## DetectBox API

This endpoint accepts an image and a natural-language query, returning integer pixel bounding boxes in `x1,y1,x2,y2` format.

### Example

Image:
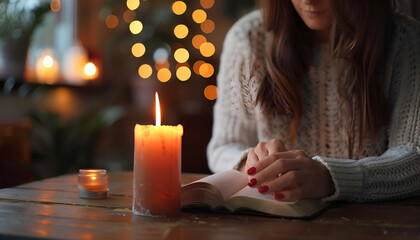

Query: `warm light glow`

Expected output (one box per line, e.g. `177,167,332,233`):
176,66,191,81
172,1,187,15
200,42,215,57
129,20,143,34
174,24,189,39
192,9,207,24
204,85,218,100
91,176,96,180
123,10,136,23
43,55,54,68
131,43,146,58
157,68,171,82
199,63,214,78
200,0,215,9
36,50,59,84
192,34,207,49
126,0,140,11
155,61,170,71
138,64,153,79
193,60,205,75
50,0,61,12
106,15,119,29
155,92,161,126
201,19,215,33
174,48,189,63
84,62,97,78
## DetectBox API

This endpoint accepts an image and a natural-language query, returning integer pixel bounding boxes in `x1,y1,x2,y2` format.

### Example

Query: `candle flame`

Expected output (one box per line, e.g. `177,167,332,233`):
155,92,161,126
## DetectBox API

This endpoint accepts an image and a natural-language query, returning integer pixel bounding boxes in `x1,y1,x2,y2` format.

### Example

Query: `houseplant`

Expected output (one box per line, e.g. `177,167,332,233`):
0,0,50,79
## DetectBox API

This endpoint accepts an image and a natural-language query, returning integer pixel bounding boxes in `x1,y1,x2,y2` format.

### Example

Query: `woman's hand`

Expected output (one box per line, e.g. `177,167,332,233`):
246,142,335,201
240,139,287,174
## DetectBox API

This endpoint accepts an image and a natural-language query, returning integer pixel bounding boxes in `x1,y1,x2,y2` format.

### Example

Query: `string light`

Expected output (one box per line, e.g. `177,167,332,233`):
126,0,140,11
200,42,215,57
157,68,172,82
174,48,189,63
204,85,218,100
129,20,143,34
138,64,153,79
192,35,207,49
172,1,187,15
50,0,61,12
176,66,191,81
200,0,215,9
192,9,207,24
106,15,118,29
200,19,215,33
199,63,214,78
131,43,146,58
174,24,189,39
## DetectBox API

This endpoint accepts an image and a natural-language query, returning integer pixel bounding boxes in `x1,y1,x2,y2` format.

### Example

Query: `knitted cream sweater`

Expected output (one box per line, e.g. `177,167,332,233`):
207,10,420,202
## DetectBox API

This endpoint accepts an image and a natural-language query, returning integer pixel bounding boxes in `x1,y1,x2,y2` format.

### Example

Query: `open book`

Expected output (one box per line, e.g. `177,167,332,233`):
181,170,330,218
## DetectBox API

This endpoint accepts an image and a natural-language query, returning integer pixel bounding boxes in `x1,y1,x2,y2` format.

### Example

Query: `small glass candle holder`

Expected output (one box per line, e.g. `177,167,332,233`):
78,169,108,199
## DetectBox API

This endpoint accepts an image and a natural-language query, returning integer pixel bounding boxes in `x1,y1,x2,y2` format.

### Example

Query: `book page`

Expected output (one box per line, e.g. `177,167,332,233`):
231,186,296,204
193,170,248,201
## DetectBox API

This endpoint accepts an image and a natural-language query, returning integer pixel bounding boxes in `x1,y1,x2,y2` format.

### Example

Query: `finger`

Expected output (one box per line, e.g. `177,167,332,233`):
263,170,303,193
245,149,259,174
273,187,304,202
266,139,287,154
252,157,303,179
254,142,269,158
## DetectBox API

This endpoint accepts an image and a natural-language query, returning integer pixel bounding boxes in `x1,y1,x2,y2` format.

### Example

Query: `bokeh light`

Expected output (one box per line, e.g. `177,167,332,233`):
192,9,207,24
50,0,61,12
157,68,172,82
193,60,205,75
172,1,187,15
138,64,153,79
174,48,189,63
155,61,170,71
123,10,136,23
192,35,207,49
126,0,140,11
204,85,218,100
200,0,215,9
43,55,54,68
201,19,215,33
176,66,191,81
174,24,189,39
153,48,169,62
131,43,146,58
129,20,143,34
105,15,118,29
199,63,214,78
84,62,98,79
200,42,215,57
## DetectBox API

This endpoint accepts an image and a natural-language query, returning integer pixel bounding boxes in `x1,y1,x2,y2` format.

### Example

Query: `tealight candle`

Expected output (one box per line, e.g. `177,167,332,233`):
78,169,108,199
133,92,183,217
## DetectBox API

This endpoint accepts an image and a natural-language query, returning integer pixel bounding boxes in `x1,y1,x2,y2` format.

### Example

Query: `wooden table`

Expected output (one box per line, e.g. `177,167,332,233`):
0,172,419,240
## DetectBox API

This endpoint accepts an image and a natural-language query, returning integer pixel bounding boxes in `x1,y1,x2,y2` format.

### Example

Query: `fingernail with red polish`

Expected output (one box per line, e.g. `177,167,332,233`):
274,193,284,200
258,185,269,193
247,167,256,175
248,178,257,187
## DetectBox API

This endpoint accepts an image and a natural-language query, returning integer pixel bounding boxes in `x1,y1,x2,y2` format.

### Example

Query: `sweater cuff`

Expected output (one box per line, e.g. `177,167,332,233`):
312,156,363,201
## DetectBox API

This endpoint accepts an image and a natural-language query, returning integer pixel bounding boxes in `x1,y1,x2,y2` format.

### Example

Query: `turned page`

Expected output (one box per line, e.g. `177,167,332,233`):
195,170,248,201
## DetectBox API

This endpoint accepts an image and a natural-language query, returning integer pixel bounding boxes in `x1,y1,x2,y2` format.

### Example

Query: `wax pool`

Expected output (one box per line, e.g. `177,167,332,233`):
133,124,183,217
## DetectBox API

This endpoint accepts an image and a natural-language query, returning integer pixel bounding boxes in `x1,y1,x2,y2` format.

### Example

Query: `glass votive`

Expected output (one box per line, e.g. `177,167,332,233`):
78,169,108,199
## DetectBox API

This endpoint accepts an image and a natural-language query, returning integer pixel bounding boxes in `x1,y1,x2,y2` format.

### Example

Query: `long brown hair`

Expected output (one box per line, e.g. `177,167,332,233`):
258,0,393,157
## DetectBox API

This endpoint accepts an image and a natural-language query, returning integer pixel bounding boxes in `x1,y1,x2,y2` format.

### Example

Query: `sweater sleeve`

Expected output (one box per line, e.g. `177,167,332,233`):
314,17,420,202
207,12,262,173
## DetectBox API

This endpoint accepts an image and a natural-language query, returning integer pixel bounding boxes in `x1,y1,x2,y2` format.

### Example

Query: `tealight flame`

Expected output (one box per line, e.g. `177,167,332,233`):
155,92,161,126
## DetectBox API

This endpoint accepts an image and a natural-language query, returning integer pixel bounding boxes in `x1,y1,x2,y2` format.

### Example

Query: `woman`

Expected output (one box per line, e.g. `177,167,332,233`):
207,0,420,202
